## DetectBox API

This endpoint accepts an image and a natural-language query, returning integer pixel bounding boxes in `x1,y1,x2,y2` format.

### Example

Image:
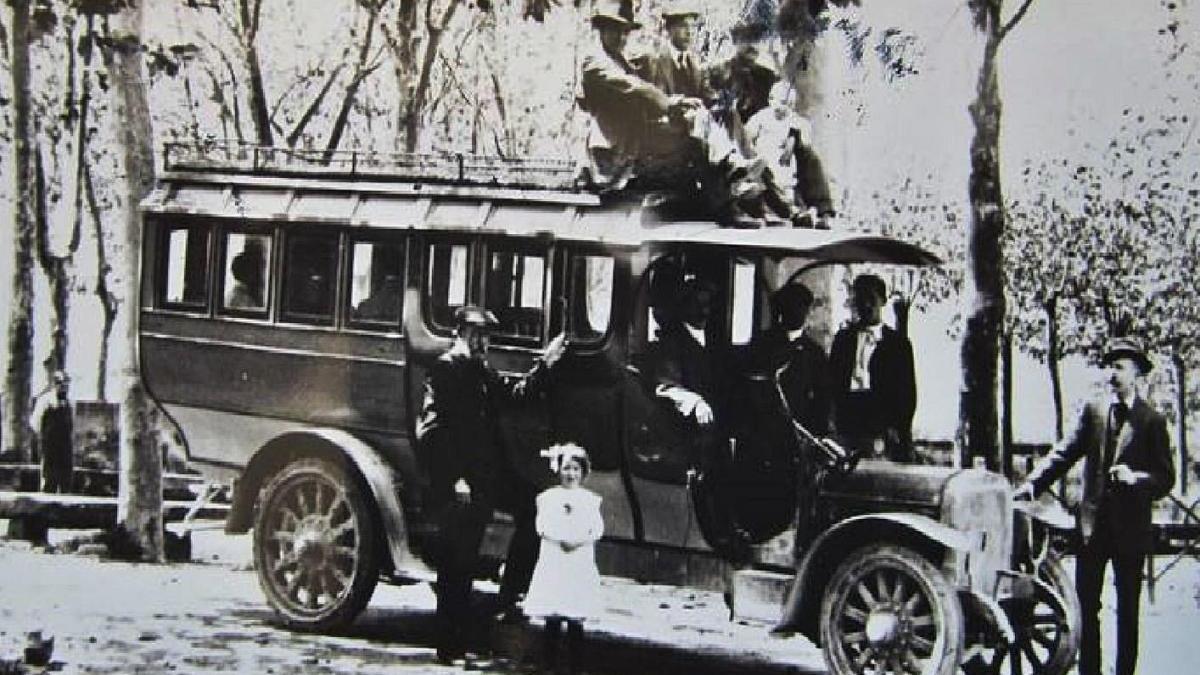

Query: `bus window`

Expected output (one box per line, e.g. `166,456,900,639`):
425,241,469,332
221,231,272,315
568,253,614,342
731,260,757,345
161,224,210,309
485,246,545,342
349,239,405,329
281,233,338,325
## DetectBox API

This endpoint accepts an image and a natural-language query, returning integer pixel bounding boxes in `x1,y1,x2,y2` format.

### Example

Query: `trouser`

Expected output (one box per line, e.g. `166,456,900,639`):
498,496,539,608
41,444,73,494
434,502,487,658
1075,521,1145,675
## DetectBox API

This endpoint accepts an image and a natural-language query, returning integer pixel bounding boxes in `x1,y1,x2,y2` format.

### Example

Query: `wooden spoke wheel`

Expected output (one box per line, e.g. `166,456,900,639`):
253,457,379,632
962,554,1080,675
820,545,965,675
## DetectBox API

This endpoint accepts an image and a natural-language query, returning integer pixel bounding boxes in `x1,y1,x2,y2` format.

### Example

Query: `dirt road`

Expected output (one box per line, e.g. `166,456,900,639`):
1,526,1197,674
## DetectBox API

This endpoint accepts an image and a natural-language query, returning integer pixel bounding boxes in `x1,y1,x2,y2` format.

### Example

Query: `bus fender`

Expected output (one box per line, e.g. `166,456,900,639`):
226,428,413,571
774,513,970,640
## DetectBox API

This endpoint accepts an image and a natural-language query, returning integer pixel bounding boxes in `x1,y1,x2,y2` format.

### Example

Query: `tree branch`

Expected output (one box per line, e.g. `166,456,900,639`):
997,0,1036,42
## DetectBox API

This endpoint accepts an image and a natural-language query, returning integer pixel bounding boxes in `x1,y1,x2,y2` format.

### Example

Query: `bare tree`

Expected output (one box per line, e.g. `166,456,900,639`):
106,0,162,562
3,0,37,463
958,0,1036,471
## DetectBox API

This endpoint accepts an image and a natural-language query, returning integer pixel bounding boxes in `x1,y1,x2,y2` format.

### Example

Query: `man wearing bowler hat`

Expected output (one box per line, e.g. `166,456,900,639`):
1017,337,1174,675
416,307,566,663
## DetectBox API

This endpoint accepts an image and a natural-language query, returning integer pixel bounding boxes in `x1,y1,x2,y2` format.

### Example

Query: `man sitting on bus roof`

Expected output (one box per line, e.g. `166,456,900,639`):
578,0,789,227
416,307,566,663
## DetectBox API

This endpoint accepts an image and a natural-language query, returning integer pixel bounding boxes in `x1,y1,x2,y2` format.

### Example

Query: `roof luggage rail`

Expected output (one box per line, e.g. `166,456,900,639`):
162,142,583,191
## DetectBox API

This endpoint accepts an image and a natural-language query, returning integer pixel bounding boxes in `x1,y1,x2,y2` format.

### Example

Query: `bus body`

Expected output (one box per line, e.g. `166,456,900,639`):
139,145,1078,675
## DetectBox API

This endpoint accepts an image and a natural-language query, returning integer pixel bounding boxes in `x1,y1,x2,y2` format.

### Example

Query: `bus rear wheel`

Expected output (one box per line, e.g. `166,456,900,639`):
253,457,379,632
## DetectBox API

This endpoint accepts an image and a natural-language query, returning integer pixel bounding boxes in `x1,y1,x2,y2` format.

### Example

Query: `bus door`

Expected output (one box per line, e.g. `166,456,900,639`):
544,246,634,540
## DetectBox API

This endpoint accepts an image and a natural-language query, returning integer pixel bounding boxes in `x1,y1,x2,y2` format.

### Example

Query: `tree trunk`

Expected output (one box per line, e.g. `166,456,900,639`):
108,0,162,562
959,5,1007,472
1001,329,1014,478
1172,345,1189,494
1045,296,1065,440
4,0,37,463
403,0,461,153
324,7,380,160
241,0,273,146
85,163,118,402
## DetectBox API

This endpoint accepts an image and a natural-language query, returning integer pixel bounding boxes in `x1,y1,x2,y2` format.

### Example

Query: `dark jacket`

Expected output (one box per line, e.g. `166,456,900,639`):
829,323,916,448
646,322,722,415
755,328,831,436
1027,397,1174,552
634,42,713,101
416,348,550,512
579,40,672,161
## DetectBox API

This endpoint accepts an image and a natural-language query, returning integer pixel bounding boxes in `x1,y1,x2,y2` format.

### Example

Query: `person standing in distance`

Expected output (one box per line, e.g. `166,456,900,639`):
39,371,74,493
1016,337,1174,675
416,306,566,664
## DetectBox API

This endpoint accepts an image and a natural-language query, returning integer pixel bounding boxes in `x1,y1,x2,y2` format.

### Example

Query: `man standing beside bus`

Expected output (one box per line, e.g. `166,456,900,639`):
416,307,566,664
1016,337,1174,675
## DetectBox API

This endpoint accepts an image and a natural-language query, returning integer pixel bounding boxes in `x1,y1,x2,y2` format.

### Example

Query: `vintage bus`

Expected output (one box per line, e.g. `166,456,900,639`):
139,144,1078,675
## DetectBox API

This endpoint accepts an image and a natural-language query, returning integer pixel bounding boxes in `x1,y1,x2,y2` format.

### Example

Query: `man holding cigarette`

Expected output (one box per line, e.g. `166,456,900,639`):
1016,337,1175,675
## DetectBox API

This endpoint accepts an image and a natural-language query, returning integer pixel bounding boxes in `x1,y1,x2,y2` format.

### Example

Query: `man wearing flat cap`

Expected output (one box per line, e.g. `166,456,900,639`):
1017,337,1174,675
416,306,566,663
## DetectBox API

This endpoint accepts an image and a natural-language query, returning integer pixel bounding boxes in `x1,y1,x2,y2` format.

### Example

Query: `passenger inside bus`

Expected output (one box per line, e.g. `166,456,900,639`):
354,273,403,323
225,237,267,310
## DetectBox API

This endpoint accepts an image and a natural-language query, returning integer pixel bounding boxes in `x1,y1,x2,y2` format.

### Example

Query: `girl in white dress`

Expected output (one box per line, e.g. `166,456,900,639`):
522,443,603,674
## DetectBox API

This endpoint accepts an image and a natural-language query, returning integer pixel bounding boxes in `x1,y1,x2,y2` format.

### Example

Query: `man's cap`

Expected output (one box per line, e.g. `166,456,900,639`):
771,282,814,329
592,0,641,30
662,0,701,21
852,273,887,300
1102,336,1153,374
454,306,499,329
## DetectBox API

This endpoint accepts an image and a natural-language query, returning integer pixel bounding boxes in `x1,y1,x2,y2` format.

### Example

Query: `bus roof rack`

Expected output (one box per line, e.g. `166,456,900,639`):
162,142,584,191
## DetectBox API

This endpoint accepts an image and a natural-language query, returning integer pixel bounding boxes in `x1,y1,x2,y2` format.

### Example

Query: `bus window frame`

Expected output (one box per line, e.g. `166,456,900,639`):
558,245,619,349
420,235,476,338
278,227,342,328
154,216,214,314
481,236,550,349
344,234,408,334
216,223,277,321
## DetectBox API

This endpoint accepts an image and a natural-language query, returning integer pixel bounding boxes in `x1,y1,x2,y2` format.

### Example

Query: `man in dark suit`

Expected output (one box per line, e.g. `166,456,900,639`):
415,307,565,663
756,282,830,435
1017,337,1174,675
828,274,916,462
636,2,713,101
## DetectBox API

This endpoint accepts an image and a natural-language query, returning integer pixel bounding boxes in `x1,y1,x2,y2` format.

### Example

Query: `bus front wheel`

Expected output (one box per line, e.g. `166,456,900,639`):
253,457,379,632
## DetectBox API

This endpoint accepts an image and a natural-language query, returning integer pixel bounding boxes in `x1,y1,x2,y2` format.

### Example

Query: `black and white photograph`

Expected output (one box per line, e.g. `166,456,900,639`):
0,1,1197,674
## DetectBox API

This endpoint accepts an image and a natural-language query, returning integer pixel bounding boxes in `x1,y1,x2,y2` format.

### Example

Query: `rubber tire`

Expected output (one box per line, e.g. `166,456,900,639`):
819,544,965,675
253,457,379,633
961,553,1081,675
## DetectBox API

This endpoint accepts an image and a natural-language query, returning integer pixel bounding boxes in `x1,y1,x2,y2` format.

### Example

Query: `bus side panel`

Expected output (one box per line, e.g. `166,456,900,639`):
141,313,409,469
